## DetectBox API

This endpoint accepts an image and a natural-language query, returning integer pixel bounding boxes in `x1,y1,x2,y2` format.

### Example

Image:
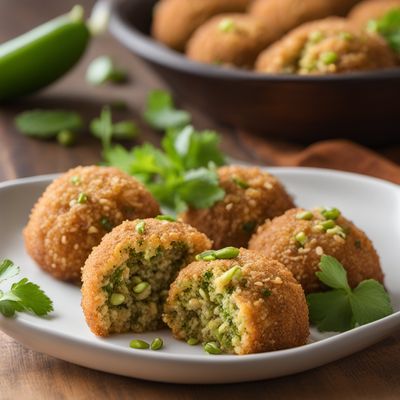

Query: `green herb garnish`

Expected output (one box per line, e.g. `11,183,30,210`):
103,123,226,213
90,106,138,148
307,256,393,332
367,8,400,53
0,259,53,318
143,90,191,130
15,110,82,139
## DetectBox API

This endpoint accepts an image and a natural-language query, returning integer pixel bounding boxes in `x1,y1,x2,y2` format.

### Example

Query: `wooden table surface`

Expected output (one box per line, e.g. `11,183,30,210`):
0,1,399,399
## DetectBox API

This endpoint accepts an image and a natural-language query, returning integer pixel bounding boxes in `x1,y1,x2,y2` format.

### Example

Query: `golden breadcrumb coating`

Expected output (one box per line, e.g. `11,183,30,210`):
186,13,279,68
152,0,251,51
164,248,309,355
24,166,160,283
256,17,396,74
81,219,212,336
180,165,294,249
249,0,361,37
249,208,383,293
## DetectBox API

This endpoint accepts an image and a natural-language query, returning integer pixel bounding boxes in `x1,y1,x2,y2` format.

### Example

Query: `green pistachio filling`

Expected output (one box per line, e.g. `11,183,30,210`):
169,267,246,354
101,242,189,333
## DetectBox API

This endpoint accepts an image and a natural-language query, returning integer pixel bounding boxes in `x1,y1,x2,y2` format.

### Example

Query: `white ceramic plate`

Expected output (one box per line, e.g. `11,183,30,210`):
0,167,399,384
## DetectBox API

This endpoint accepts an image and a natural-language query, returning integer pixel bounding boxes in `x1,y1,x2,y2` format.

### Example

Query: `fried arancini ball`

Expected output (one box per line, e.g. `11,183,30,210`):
249,207,383,294
180,165,295,249
24,166,160,283
163,248,309,355
348,0,400,28
255,17,396,74
81,219,211,336
186,14,277,68
152,0,252,51
249,0,361,38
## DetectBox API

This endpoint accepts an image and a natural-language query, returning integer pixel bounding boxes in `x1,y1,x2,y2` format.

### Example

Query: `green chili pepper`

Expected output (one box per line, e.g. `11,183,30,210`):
0,5,90,102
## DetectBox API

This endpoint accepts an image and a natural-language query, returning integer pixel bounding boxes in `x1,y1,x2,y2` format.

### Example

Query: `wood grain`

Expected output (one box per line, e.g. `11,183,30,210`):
0,0,399,398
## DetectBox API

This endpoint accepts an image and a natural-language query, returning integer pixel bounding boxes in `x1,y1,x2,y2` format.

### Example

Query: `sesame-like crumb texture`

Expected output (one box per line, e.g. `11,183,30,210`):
180,165,294,249
186,13,278,68
249,208,383,293
23,166,160,283
256,17,396,74
163,248,309,355
152,0,251,51
81,219,212,336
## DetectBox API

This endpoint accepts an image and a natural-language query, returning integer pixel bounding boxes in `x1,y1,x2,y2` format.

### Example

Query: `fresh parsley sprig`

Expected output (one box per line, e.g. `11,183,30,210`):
143,90,191,130
0,259,53,318
103,125,226,213
307,256,393,332
90,106,138,149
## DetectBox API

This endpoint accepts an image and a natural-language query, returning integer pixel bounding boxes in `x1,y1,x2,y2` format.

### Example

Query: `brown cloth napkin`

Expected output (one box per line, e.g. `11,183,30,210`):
239,134,400,185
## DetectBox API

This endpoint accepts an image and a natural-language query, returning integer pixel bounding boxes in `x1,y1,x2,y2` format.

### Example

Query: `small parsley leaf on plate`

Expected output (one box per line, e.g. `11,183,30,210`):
0,259,53,318
15,110,82,139
350,280,393,326
307,255,393,332
315,255,351,291
143,90,191,130
307,289,354,332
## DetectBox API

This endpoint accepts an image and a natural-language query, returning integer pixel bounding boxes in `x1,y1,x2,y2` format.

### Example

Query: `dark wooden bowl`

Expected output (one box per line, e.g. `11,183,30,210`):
109,0,400,144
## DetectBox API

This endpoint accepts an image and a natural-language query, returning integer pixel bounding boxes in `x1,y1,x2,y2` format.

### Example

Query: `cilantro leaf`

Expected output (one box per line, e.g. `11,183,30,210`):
0,259,20,283
315,255,351,291
103,127,226,212
15,110,82,139
11,278,53,316
307,290,353,332
91,107,138,148
179,168,225,210
350,280,393,326
90,106,113,149
103,90,226,213
143,90,191,130
306,256,393,332
368,8,400,53
0,259,53,318
102,144,135,174
162,126,226,170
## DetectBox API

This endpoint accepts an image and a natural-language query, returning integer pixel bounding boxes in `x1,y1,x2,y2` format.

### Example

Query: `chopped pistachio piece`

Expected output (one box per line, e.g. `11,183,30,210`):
77,192,88,204
327,226,346,238
150,337,163,351
296,211,313,220
187,338,199,346
321,207,341,220
218,18,235,33
129,339,149,350
110,293,125,306
136,220,145,234
295,231,308,247
214,247,240,259
204,341,222,355
320,51,338,65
